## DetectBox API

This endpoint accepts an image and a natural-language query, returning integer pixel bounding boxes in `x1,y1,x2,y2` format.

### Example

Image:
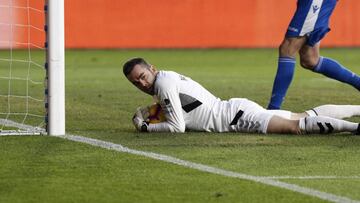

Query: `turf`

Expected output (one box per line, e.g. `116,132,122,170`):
0,136,324,203
1,49,360,202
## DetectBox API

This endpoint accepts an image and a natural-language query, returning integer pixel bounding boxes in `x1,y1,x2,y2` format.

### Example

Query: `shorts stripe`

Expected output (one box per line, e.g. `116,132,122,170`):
230,110,244,126
300,0,324,36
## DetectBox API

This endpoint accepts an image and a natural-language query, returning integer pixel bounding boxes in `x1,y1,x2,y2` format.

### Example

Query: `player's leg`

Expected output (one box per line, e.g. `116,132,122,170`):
298,42,320,69
266,115,360,135
269,104,360,120
305,104,360,119
266,115,301,134
299,116,360,134
267,37,306,110
300,44,360,91
267,0,313,110
233,99,360,135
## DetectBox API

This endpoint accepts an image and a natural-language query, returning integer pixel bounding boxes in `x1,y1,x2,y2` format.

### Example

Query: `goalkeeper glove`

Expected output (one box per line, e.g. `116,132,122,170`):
132,107,149,132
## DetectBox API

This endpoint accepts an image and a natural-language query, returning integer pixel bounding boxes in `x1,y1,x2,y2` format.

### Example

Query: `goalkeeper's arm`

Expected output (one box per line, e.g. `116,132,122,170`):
132,106,185,133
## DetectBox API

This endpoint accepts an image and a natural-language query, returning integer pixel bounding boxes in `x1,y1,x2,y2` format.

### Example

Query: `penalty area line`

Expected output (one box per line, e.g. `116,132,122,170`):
57,134,359,203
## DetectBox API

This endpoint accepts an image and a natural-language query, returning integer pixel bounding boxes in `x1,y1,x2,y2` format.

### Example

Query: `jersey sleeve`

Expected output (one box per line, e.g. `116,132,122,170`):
147,122,172,132
147,76,185,133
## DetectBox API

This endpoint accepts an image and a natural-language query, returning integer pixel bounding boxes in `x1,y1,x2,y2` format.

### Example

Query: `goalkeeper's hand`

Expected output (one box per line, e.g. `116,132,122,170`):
132,107,149,132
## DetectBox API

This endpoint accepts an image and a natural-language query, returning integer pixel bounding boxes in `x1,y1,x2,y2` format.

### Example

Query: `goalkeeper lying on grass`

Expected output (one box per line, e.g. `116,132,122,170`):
123,57,360,135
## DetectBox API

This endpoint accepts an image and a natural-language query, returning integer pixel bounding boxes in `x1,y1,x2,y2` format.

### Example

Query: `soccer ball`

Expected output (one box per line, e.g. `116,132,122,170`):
147,103,166,124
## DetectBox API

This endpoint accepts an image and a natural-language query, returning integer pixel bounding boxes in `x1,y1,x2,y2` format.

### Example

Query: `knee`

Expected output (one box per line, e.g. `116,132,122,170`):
290,123,301,135
282,120,301,134
279,41,297,58
283,120,301,134
300,57,318,70
279,38,305,58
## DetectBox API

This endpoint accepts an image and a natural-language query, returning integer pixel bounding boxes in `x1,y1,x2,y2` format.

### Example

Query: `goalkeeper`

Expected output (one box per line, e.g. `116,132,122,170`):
124,57,360,135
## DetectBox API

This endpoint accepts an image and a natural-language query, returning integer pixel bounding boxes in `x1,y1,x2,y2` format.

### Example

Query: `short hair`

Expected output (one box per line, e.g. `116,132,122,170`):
123,57,151,76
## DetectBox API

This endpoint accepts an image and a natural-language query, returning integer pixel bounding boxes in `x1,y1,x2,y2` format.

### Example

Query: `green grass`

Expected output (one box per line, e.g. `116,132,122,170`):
0,136,325,203
1,49,360,202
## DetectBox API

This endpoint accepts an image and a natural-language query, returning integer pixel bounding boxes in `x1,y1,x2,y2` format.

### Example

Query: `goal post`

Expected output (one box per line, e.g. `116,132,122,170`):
46,0,65,136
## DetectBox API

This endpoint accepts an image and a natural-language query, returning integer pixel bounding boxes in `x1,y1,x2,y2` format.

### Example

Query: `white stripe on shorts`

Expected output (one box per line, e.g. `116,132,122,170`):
300,0,324,36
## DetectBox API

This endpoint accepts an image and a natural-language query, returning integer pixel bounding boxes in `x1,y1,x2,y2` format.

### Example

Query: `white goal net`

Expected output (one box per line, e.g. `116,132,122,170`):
0,0,46,135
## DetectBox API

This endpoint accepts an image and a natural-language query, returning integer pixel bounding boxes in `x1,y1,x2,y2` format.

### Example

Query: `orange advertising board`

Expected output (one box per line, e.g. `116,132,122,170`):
4,0,360,48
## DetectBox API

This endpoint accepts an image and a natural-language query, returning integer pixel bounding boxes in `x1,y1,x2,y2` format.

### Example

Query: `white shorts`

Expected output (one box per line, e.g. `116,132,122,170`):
228,98,291,134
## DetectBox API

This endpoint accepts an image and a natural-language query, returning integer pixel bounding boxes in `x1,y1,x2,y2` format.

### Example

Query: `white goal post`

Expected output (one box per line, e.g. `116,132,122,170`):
46,0,65,136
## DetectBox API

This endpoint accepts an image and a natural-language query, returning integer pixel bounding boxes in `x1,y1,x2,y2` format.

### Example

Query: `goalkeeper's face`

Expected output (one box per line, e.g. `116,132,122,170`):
127,64,158,95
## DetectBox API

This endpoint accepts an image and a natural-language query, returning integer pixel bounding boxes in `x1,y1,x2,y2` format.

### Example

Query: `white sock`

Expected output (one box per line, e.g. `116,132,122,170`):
305,105,360,119
299,116,359,134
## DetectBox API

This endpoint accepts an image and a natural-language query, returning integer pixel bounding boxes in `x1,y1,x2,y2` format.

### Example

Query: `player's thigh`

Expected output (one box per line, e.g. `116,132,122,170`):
279,37,307,58
266,115,300,134
229,99,271,133
299,43,320,69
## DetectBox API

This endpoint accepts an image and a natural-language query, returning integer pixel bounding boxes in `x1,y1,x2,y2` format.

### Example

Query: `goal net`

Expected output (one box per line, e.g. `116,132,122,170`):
0,0,64,136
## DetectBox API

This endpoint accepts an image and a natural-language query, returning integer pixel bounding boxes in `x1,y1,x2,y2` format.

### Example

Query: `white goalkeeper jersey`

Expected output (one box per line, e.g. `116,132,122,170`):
147,71,272,133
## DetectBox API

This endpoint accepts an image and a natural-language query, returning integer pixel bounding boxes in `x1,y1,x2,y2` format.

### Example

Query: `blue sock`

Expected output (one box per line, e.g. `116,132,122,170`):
314,57,360,91
268,57,296,110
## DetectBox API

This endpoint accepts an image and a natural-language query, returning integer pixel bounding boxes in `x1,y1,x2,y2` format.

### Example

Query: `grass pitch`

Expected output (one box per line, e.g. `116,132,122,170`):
1,49,360,202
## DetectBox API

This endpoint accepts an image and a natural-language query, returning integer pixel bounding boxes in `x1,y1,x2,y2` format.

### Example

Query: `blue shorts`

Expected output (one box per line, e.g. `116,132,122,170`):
285,0,338,46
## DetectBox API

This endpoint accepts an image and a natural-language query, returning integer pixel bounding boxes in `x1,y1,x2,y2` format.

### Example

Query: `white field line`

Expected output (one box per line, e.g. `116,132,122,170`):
58,134,358,203
263,176,360,180
0,119,358,202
